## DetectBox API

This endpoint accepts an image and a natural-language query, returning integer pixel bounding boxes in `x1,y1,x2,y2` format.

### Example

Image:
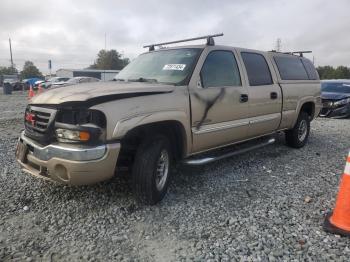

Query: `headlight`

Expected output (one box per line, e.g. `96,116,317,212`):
55,109,106,143
56,109,106,127
56,129,91,142
333,98,350,107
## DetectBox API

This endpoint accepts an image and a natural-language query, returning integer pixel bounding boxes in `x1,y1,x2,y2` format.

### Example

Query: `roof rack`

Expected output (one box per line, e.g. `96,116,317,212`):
143,33,224,51
284,51,312,57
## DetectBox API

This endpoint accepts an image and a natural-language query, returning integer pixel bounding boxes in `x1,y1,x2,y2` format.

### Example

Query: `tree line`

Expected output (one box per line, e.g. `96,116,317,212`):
0,61,44,79
316,66,350,80
0,49,130,79
1,49,349,80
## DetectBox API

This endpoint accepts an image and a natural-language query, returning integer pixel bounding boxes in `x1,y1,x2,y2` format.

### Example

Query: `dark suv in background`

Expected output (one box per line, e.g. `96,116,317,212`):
320,80,350,118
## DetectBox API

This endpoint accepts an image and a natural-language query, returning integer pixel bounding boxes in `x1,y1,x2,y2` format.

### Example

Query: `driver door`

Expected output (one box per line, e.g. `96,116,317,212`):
189,47,251,153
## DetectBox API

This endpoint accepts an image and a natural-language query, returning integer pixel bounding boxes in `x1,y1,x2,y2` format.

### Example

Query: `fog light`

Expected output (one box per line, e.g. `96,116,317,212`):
55,164,69,181
56,129,91,142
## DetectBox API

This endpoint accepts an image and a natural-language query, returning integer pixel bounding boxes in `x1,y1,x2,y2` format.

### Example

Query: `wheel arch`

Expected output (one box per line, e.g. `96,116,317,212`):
292,98,316,127
120,120,188,161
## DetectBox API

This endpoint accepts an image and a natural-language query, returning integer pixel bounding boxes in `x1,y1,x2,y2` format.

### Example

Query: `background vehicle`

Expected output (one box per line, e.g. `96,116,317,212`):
59,76,100,87
16,34,321,205
45,77,71,88
22,78,43,90
34,80,45,88
320,80,350,118
3,78,23,91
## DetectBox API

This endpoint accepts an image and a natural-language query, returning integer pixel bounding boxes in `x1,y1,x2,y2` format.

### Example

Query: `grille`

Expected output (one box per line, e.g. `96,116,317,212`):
25,106,57,137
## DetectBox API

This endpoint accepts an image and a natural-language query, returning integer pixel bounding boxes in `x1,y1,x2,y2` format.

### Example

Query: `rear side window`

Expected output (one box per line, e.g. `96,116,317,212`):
274,56,309,80
301,58,319,80
241,52,273,86
200,50,241,88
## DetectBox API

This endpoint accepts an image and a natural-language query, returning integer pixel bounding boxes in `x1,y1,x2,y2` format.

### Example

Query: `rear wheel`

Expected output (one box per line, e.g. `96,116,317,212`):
285,111,310,148
132,134,172,205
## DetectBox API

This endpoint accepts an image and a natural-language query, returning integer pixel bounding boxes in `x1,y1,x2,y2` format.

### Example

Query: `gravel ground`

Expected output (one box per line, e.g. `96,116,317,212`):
1,92,350,261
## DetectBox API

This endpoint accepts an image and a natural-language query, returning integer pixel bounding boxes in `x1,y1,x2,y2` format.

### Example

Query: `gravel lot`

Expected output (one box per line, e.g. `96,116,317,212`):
1,91,350,261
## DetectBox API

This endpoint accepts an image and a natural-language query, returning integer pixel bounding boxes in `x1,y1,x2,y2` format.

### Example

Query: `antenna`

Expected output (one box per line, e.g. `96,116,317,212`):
143,33,224,51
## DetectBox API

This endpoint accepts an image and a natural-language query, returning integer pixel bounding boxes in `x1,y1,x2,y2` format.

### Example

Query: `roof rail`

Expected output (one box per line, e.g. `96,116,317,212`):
283,51,312,57
143,33,224,51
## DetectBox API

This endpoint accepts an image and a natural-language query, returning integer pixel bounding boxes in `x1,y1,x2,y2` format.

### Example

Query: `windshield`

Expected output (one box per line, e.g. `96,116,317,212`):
116,48,202,85
321,82,350,93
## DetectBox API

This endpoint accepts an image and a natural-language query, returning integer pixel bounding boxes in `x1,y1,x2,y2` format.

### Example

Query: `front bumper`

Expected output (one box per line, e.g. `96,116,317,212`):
319,104,350,118
16,131,120,185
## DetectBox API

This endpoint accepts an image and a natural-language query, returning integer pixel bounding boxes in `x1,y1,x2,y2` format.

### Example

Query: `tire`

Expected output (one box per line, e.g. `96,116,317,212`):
285,111,310,148
132,134,172,205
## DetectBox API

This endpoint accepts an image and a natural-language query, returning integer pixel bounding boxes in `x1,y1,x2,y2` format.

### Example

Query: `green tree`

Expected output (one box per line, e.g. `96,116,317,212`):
89,49,129,70
334,66,350,79
0,66,18,75
20,61,43,79
317,66,336,79
317,65,350,79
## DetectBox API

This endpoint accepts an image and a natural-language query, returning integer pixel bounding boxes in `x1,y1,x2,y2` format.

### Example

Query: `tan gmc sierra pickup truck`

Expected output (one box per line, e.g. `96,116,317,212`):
16,34,321,204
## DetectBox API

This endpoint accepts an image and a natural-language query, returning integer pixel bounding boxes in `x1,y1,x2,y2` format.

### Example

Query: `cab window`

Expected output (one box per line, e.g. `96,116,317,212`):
241,52,273,86
200,50,241,88
301,58,319,80
274,56,309,80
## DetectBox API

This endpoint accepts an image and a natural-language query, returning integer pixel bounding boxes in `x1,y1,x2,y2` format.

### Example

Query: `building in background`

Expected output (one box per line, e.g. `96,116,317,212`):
56,69,120,81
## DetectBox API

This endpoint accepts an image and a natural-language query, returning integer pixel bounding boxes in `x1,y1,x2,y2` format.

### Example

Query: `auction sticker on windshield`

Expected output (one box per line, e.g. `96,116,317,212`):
163,64,186,71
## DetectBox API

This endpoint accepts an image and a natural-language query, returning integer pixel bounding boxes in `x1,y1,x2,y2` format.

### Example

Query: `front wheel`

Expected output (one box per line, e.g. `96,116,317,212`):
285,112,310,148
132,135,172,205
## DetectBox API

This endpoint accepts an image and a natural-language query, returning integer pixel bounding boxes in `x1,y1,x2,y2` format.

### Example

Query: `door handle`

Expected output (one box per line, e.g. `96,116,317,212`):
270,92,278,99
240,94,249,103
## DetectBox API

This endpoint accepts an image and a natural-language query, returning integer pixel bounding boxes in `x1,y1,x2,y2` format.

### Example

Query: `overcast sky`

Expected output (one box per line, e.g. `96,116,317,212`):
0,0,349,74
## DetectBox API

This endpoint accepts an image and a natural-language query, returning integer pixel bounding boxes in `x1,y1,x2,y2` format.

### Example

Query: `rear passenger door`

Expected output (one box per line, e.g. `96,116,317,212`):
239,51,282,137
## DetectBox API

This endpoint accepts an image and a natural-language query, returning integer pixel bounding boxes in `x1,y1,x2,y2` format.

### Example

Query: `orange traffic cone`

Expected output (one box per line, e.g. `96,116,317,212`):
38,83,43,94
28,85,35,99
324,151,350,236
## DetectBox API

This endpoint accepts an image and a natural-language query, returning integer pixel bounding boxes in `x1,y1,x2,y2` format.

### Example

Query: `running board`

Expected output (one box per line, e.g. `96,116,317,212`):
183,138,275,166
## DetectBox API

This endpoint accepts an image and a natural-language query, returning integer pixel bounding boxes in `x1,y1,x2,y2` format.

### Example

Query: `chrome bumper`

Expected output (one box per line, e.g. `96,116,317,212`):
19,131,107,161
16,131,121,185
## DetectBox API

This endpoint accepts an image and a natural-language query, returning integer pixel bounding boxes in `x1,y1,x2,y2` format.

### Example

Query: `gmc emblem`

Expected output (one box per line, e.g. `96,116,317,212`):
25,112,36,126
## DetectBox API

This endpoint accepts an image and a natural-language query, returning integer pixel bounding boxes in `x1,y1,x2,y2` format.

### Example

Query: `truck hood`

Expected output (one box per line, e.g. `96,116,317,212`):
30,81,175,106
321,92,350,100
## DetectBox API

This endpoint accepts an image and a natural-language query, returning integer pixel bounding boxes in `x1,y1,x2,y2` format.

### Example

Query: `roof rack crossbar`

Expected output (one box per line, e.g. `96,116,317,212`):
283,51,312,57
143,33,224,51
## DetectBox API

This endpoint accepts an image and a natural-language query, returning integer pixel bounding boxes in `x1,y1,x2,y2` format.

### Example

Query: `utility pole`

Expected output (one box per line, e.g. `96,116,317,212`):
103,33,107,81
48,60,52,78
9,38,14,71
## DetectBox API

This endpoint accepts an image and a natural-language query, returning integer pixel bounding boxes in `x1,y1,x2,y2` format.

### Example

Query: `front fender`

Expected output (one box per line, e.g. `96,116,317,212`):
112,110,192,155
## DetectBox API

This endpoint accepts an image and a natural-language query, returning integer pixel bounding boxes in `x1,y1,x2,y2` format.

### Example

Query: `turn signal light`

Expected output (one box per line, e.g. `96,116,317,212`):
79,131,90,141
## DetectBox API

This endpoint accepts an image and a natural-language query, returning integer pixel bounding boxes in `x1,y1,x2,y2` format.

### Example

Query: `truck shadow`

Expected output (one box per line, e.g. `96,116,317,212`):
28,129,335,212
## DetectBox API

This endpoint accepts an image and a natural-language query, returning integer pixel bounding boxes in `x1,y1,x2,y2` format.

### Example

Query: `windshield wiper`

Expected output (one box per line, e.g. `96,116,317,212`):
128,77,158,83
